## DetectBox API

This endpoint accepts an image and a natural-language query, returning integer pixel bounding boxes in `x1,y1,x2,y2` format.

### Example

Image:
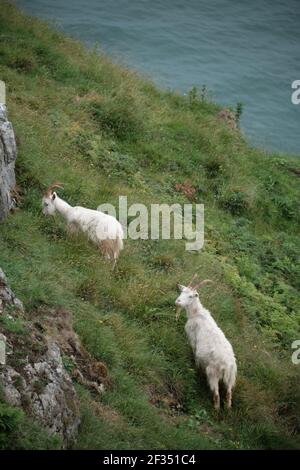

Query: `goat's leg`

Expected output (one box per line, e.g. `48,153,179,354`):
67,222,78,235
110,239,121,270
224,365,235,410
213,390,220,410
226,388,232,409
206,367,220,410
99,240,113,262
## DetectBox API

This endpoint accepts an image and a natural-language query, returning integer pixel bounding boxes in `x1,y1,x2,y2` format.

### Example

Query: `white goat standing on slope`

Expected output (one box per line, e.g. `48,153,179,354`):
175,275,237,410
42,183,124,266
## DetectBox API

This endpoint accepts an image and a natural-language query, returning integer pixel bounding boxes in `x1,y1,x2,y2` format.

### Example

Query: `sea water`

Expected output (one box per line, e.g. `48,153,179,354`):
15,0,300,155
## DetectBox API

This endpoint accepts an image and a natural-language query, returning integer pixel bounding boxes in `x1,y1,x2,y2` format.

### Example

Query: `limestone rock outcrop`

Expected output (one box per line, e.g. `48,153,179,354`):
0,269,81,445
0,104,17,222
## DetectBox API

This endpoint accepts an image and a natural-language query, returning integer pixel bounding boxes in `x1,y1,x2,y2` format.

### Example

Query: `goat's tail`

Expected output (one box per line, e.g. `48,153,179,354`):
223,362,237,390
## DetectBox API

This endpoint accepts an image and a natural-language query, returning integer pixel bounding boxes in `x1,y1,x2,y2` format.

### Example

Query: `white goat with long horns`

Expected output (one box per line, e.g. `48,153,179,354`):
175,274,237,410
42,183,124,266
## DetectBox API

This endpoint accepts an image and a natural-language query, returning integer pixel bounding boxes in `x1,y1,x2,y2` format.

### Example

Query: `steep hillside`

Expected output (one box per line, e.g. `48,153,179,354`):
0,1,299,449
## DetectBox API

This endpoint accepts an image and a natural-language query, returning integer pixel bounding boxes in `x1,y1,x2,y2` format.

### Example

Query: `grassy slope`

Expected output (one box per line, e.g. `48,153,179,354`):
0,1,299,449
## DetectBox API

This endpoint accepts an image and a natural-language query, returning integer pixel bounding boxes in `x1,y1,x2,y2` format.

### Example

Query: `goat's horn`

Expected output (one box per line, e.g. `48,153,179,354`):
188,273,198,287
45,182,64,196
193,279,213,290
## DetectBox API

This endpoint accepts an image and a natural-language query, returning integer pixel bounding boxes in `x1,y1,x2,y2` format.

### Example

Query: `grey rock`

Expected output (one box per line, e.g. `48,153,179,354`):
0,103,17,222
0,343,81,443
0,268,24,312
0,366,23,406
0,332,7,365
0,268,81,445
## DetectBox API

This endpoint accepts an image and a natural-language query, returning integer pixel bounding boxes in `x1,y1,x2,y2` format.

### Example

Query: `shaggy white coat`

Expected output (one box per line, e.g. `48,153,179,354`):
42,191,124,264
175,285,237,409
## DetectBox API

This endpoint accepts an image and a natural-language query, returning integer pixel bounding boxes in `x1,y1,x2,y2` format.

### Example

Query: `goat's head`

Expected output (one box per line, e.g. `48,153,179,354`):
42,183,63,216
175,274,212,320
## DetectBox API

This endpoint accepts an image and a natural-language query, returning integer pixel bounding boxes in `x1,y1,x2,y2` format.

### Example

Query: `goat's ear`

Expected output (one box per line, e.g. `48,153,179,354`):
51,192,56,201
177,284,185,292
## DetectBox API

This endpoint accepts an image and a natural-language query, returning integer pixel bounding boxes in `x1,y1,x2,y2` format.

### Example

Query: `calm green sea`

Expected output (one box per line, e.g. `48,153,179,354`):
16,0,300,155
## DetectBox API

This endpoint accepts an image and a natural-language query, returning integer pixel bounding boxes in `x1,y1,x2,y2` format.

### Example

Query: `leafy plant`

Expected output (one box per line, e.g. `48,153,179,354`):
188,86,198,106
235,102,243,128
220,190,250,216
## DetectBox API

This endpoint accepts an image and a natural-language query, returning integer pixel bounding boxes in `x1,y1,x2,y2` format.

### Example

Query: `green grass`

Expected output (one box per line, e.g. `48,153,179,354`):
0,1,299,449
